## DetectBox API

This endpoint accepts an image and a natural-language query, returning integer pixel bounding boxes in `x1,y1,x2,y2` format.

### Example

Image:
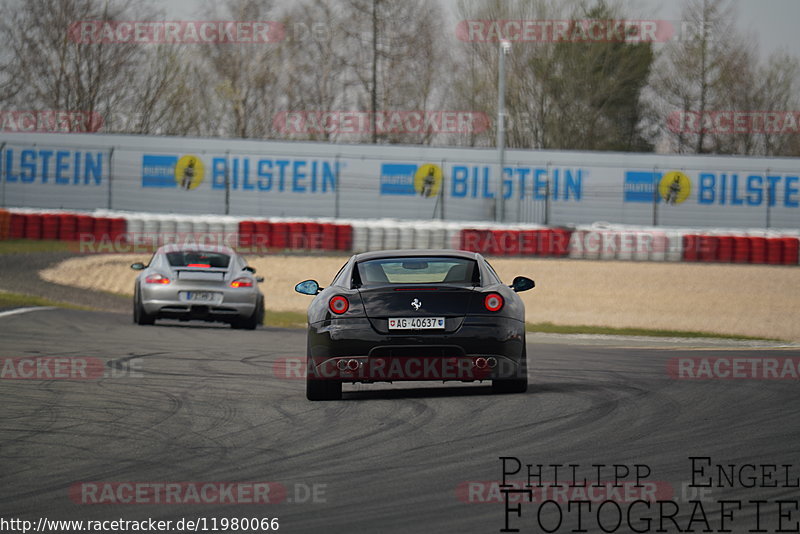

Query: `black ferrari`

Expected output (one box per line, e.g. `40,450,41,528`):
295,249,534,400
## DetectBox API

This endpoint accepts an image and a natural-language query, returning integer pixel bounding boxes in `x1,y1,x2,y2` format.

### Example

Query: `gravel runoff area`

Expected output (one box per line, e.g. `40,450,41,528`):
35,253,800,342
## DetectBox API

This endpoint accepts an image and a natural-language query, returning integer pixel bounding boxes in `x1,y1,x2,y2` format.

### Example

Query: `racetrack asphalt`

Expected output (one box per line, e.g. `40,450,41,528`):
0,251,129,312
1,305,798,533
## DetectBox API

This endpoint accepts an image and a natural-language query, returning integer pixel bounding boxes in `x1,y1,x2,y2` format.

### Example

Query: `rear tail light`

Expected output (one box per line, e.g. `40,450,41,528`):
231,278,253,288
484,293,504,312
187,263,210,268
329,295,349,314
145,273,170,284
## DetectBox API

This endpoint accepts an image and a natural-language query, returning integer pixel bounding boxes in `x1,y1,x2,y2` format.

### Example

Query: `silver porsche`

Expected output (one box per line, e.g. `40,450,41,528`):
130,244,265,329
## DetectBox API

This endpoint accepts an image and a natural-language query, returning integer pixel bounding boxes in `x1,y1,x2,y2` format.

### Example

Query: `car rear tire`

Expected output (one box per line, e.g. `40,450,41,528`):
306,378,342,401
231,295,263,330
134,289,155,326
492,345,528,394
306,353,342,401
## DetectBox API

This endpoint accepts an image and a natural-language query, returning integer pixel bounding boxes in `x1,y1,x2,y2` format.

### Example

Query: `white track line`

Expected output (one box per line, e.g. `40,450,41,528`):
0,306,57,318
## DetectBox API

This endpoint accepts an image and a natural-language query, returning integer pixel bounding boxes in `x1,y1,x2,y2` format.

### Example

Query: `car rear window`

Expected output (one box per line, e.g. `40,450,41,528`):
166,251,230,268
356,257,478,286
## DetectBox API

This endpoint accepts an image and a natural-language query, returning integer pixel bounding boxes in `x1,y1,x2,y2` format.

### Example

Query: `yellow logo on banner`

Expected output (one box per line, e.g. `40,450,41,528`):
414,164,443,198
175,155,204,190
659,171,691,205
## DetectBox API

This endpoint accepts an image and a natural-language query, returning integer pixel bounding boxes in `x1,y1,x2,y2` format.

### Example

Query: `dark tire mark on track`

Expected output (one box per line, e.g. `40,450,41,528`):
1,309,798,532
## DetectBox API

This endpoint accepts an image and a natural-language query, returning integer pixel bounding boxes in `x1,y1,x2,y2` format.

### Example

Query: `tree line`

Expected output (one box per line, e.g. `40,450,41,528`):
1,0,798,157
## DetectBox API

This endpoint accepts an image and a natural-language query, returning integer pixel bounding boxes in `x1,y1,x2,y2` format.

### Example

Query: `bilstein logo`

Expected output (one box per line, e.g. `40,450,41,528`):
142,154,204,190
175,155,204,190
381,163,444,197
659,171,691,204
415,164,442,197
623,170,691,204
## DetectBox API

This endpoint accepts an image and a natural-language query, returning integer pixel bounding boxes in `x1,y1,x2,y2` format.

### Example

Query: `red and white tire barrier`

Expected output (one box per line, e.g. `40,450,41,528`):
0,208,797,266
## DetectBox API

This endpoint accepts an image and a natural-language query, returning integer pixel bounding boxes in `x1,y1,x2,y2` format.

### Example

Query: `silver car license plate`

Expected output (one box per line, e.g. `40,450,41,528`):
388,317,445,330
182,291,218,302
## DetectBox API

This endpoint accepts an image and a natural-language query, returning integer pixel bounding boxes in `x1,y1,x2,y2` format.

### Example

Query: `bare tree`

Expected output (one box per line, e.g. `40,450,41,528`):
199,0,283,139
277,0,352,141
1,0,148,131
337,0,450,145
0,1,24,106
738,52,800,157
2,0,796,155
650,0,751,154
0,0,205,136
119,45,206,136
451,0,654,151
449,0,567,148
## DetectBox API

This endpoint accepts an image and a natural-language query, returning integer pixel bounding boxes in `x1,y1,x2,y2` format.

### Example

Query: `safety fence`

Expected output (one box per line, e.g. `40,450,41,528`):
2,132,799,229
0,208,798,266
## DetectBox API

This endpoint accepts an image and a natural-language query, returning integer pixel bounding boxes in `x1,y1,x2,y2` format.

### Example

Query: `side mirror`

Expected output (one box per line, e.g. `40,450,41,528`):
130,262,145,271
511,276,535,292
243,266,256,273
295,279,322,295
256,276,265,283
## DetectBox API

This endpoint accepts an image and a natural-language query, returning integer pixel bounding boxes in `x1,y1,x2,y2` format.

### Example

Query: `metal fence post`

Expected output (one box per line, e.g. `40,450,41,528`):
225,150,231,215
107,147,114,210
439,159,447,221
518,164,524,223
0,142,6,208
652,166,659,226
334,154,341,219
765,167,771,229
544,161,551,226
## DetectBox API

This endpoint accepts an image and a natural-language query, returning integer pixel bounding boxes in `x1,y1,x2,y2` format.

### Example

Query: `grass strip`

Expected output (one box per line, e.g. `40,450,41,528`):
0,239,72,254
261,312,777,341
0,290,91,310
263,310,308,329
525,321,779,341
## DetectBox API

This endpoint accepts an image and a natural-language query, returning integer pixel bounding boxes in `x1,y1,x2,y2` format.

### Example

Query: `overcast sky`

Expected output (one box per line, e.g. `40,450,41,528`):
635,0,800,58
157,0,800,60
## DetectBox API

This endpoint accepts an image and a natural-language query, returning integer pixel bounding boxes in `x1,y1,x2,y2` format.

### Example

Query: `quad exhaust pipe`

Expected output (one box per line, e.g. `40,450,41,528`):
337,359,361,371
337,357,496,371
474,357,498,369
